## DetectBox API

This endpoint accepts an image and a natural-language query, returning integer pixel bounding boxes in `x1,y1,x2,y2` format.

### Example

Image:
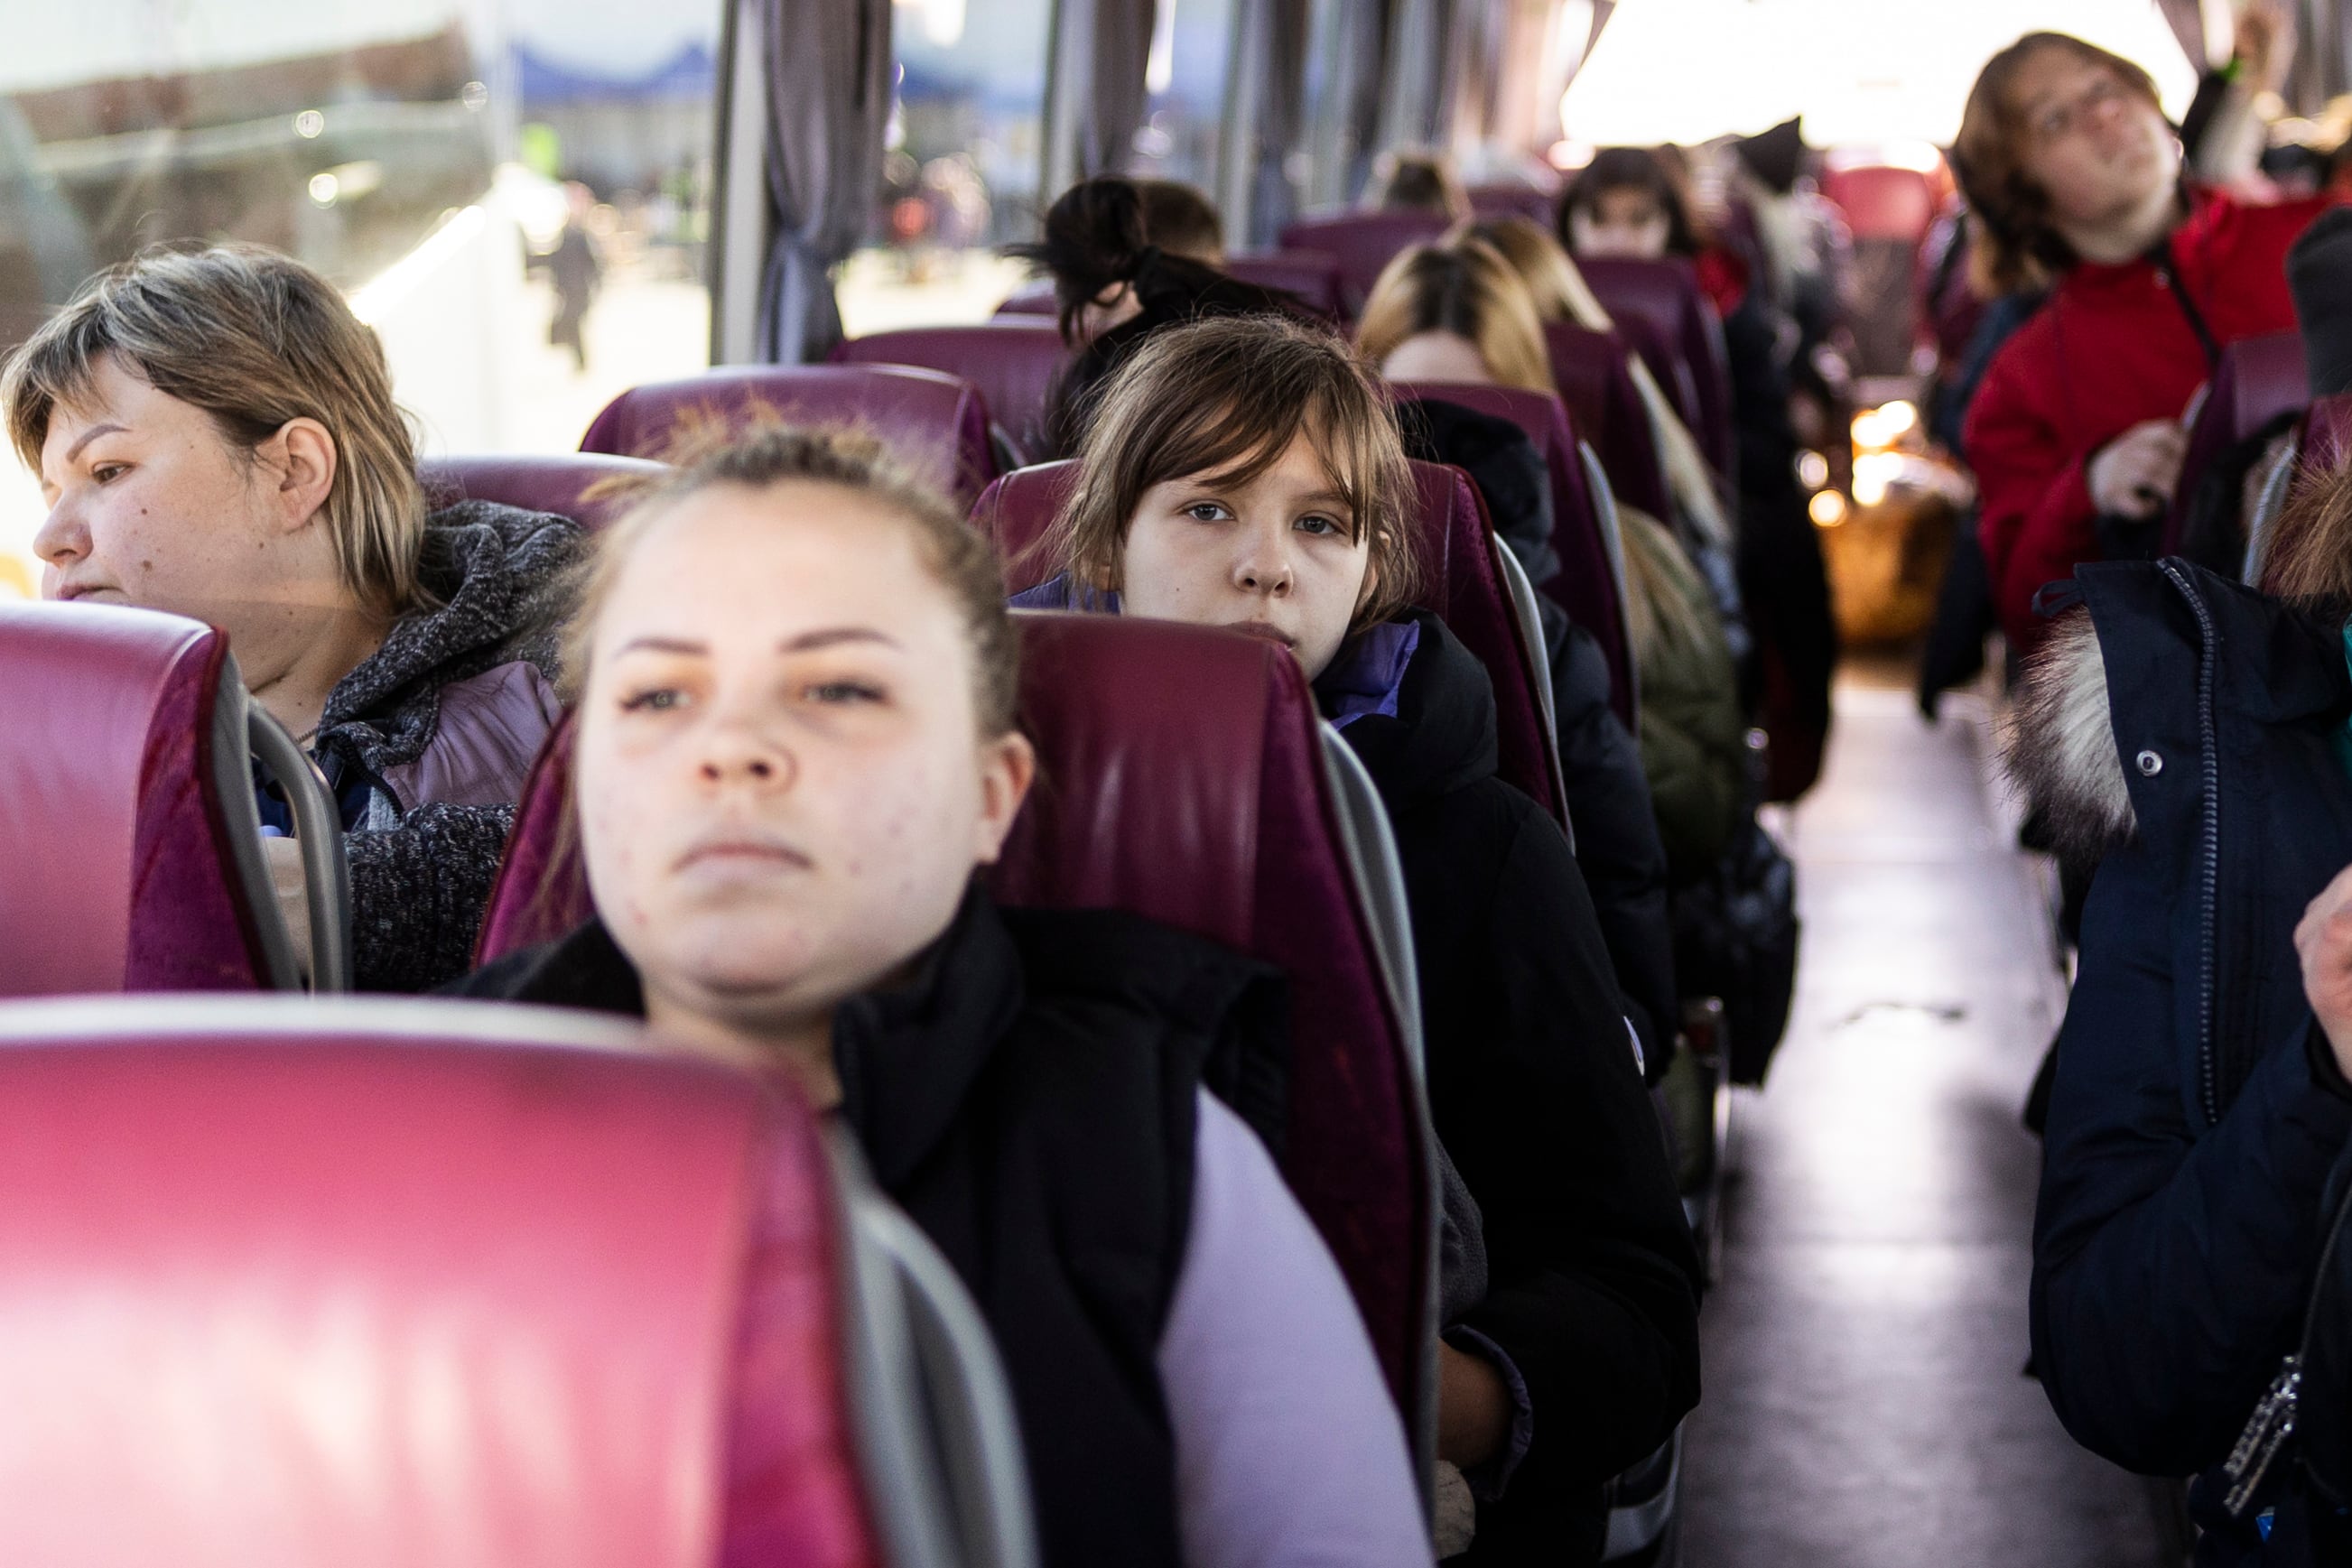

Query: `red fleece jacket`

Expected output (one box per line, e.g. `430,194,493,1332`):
1963,190,2329,654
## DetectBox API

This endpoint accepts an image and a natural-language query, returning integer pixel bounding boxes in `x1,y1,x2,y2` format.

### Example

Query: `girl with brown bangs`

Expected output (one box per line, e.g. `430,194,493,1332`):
1017,315,1701,1566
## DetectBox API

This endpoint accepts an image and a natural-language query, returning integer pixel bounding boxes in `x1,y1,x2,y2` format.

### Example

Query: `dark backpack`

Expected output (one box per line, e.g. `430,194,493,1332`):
1669,816,1799,1084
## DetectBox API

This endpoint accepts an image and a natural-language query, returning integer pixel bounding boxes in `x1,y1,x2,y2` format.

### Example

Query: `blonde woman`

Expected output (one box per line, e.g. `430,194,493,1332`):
4,245,581,989
1456,216,1732,553
1355,238,1556,396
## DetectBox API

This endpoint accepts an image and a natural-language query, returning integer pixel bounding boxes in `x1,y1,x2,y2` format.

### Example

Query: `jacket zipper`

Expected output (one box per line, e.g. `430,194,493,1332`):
2158,560,2225,1126
2224,1173,2352,1516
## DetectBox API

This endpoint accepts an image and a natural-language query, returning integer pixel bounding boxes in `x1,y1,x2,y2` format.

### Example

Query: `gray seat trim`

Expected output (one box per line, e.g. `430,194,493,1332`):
831,1130,1039,1568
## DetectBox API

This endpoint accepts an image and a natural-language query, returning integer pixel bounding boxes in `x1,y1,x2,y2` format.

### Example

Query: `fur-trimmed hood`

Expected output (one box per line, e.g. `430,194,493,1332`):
2003,608,2135,861
2003,561,2352,866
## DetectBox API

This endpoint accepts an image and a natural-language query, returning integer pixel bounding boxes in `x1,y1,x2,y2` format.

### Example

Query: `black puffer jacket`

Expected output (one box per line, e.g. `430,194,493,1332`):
449,885,1284,1568
1399,398,1681,1081
2016,560,2352,1565
1326,610,1702,1564
317,501,581,991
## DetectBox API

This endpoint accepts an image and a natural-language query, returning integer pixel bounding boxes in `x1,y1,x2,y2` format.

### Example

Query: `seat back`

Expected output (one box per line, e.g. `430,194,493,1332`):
581,365,999,509
831,324,1068,470
993,280,1058,317
1576,255,1736,478
1388,384,1636,727
1277,211,1448,311
1820,164,1938,246
988,615,1433,1467
1222,250,1347,318
1543,322,1678,521
2162,330,2310,554
422,453,669,532
1467,183,1558,225
470,621,1437,1479
0,996,1001,1568
973,459,1566,825
0,603,349,996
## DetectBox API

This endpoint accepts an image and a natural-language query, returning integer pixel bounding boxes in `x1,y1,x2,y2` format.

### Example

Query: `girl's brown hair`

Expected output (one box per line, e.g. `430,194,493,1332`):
1355,239,1558,398
3,242,430,619
1953,32,2167,295
565,423,1020,737
2260,458,2352,612
1040,313,1422,632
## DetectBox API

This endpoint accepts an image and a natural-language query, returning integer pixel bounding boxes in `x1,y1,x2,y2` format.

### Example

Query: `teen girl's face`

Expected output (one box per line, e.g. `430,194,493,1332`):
574,483,1033,1044
1570,188,1672,259
1118,431,1374,681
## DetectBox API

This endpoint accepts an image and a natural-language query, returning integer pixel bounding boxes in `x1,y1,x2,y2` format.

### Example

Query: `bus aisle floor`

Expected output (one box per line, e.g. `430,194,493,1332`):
1678,659,2176,1567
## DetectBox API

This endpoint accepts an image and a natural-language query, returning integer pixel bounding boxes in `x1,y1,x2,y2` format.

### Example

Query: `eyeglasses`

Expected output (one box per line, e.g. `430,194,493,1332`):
2031,73,2129,145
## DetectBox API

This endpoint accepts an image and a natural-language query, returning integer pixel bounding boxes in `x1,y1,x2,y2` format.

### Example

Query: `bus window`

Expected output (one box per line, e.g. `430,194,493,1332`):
839,0,1052,333
0,4,723,594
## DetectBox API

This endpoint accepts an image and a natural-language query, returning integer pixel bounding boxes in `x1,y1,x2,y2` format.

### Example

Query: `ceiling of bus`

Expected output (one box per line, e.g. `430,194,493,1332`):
1559,0,2204,147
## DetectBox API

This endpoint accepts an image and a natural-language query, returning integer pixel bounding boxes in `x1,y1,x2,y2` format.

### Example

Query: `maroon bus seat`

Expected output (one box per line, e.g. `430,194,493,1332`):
1576,255,1736,479
0,999,903,1568
2162,331,2310,555
1277,212,1448,311
830,323,1068,469
972,458,1566,826
581,365,998,510
1466,183,1558,225
0,602,326,995
1223,250,1348,318
1542,322,1678,522
1820,164,1938,246
1387,383,1635,728
471,620,1436,1469
993,279,1057,316
421,453,668,533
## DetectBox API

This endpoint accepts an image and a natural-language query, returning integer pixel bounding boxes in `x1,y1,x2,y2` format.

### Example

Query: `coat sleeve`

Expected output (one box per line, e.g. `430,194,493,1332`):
1965,332,2099,655
2031,837,2352,1475
343,802,519,993
1544,607,1680,1080
1454,808,1703,1491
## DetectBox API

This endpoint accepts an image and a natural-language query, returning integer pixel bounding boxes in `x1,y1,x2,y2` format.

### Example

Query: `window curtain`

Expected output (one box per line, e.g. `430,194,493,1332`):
1085,0,1158,176
1247,0,1311,243
756,0,892,363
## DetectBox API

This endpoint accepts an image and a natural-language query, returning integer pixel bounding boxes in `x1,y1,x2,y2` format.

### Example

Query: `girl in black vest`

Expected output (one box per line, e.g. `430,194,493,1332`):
1013,176,1300,459
1017,315,1702,1565
451,428,1429,1568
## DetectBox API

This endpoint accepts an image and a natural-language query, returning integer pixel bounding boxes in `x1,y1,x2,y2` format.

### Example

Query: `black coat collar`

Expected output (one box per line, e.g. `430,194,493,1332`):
474,885,1022,1192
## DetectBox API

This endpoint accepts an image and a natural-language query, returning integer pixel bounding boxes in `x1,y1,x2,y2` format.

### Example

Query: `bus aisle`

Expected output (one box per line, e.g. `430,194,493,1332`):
1679,661,2177,1566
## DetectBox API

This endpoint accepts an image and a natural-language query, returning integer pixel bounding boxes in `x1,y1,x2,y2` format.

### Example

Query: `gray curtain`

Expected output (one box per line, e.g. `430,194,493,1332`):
1248,0,1311,244
2154,0,2212,70
1086,0,1158,176
756,0,892,363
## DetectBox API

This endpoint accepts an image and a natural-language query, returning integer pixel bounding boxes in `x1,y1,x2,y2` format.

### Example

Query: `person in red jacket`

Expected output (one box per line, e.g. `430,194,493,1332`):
1955,27,2329,655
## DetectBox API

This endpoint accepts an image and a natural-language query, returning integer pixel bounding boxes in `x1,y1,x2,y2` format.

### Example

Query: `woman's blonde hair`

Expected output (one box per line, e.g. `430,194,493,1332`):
1451,217,1733,545
1953,32,2167,295
563,423,1019,737
1040,313,1422,633
1451,216,1613,331
1356,239,1557,397
2,243,431,619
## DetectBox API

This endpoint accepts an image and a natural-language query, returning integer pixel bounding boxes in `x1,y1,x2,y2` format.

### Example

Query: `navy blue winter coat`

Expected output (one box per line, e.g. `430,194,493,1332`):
2020,559,2352,1564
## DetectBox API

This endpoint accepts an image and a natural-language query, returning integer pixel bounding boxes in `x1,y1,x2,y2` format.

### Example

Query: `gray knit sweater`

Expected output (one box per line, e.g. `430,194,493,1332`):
315,500,582,991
